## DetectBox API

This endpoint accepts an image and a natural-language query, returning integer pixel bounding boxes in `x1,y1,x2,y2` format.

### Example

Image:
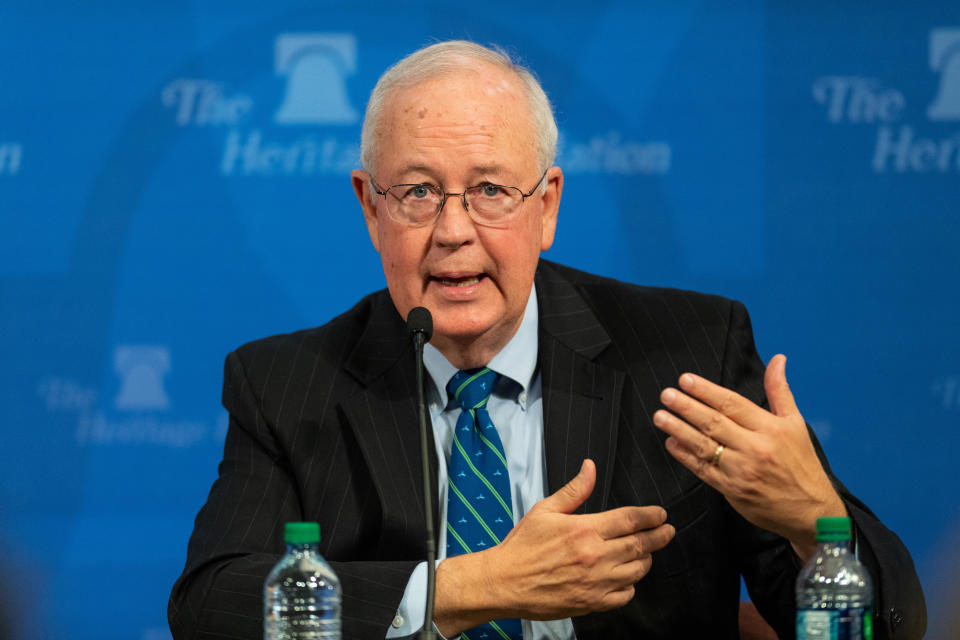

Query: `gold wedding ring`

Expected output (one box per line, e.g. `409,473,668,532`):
711,444,725,466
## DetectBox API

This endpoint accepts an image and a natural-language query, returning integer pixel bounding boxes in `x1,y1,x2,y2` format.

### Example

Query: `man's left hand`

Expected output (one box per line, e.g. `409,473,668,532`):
652,354,847,560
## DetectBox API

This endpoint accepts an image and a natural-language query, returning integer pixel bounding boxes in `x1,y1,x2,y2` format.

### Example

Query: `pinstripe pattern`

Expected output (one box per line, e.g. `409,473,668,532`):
170,260,921,640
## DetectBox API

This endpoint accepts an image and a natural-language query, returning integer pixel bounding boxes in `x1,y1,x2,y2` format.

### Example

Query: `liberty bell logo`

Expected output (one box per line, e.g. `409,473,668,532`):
927,28,960,121
274,33,359,125
114,345,171,411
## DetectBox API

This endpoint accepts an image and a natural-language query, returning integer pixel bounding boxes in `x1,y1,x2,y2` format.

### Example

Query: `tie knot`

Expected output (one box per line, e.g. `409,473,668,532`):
447,367,498,411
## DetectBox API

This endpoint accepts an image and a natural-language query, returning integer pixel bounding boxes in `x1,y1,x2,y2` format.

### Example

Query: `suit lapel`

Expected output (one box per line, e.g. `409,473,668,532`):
340,293,440,549
337,262,626,543
536,262,624,515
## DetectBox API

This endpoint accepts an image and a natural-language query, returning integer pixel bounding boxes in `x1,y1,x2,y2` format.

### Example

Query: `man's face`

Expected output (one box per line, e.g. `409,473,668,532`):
352,64,562,365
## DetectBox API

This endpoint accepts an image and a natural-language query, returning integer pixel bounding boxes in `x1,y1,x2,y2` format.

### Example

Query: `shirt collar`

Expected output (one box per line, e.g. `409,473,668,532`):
423,283,539,405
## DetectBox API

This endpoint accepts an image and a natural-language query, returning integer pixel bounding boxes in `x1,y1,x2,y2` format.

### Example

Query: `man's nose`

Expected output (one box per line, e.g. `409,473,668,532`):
433,192,476,245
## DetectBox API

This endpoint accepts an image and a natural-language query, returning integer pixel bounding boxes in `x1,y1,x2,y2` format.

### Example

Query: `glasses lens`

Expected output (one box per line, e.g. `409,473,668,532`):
465,185,523,222
387,184,442,224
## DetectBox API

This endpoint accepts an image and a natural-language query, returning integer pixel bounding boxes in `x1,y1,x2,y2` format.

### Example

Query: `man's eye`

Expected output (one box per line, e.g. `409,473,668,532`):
409,185,431,199
481,184,504,197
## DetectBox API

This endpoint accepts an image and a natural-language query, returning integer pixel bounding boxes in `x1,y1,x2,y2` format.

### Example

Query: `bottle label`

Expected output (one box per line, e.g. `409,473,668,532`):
796,607,871,640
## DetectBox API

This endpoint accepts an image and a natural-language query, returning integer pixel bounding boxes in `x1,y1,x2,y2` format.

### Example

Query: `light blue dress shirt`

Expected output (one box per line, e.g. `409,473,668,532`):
386,286,576,640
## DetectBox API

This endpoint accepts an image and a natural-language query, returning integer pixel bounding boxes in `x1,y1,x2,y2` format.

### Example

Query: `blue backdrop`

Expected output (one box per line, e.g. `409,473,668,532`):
2,1,958,638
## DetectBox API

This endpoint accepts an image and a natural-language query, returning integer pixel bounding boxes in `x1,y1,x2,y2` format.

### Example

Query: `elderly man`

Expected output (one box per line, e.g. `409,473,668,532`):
170,41,924,639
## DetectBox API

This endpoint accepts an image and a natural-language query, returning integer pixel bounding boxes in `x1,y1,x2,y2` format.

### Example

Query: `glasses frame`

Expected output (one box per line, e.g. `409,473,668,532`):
369,170,548,227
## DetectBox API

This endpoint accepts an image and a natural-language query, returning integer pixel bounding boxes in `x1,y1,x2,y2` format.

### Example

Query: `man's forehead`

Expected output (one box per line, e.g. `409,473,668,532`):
392,162,514,182
388,64,525,114
372,67,537,177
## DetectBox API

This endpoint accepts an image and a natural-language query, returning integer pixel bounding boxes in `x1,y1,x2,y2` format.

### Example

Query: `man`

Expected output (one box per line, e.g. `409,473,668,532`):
169,41,925,639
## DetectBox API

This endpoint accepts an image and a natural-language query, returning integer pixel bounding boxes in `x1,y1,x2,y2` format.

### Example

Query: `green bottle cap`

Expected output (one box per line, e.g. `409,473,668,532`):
815,516,851,542
284,522,321,544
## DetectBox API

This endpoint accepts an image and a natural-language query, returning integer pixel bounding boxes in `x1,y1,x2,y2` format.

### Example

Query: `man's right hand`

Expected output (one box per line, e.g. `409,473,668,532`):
433,459,675,636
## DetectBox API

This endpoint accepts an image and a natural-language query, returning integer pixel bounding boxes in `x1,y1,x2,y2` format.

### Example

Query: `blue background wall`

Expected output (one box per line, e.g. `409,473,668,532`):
1,1,957,637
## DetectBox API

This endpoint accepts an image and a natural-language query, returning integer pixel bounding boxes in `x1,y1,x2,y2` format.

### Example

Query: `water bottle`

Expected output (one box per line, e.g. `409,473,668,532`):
264,522,342,639
796,516,873,640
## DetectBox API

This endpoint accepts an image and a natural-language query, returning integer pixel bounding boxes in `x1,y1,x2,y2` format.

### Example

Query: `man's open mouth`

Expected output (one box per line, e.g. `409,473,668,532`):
433,274,485,287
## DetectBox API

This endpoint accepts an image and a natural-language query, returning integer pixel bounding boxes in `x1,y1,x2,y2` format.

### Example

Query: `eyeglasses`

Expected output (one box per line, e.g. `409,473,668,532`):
370,171,547,227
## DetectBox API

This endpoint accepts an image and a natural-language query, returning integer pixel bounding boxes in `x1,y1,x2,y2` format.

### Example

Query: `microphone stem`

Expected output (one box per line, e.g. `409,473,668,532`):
414,331,437,640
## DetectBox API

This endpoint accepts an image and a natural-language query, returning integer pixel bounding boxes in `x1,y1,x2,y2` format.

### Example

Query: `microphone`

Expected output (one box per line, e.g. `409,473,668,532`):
407,306,433,344
406,306,436,640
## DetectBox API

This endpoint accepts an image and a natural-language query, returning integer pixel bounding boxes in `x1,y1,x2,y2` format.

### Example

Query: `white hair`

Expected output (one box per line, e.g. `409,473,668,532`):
360,40,558,179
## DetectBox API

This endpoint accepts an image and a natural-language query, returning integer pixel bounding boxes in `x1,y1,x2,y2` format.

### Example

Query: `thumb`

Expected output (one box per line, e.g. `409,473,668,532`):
540,459,596,514
765,354,799,417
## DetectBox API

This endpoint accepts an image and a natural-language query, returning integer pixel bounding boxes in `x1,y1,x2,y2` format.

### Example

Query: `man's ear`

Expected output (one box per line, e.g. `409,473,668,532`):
539,166,563,251
351,169,381,252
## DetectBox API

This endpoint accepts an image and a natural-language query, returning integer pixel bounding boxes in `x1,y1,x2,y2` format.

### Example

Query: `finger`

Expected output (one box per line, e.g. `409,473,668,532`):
590,505,667,539
598,583,639,611
539,458,595,514
658,388,750,450
664,435,729,486
606,556,653,588
653,409,723,462
606,522,675,562
677,373,769,431
636,522,676,555
764,354,800,418
624,523,676,557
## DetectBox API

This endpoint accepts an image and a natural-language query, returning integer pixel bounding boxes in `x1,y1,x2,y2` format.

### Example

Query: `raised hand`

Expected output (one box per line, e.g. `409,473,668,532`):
652,354,846,560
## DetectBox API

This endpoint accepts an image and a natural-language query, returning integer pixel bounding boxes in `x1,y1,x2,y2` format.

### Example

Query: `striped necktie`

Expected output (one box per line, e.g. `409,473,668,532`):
445,368,522,640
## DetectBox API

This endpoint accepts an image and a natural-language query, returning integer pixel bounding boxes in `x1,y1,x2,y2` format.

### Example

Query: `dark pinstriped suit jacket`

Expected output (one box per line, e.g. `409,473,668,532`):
169,260,925,640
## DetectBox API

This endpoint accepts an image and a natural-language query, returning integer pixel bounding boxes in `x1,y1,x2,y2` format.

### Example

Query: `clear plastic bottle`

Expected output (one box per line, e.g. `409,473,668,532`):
264,522,342,640
796,516,873,640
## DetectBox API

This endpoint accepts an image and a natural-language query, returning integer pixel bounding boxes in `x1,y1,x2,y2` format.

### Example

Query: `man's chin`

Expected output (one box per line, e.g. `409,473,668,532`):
430,316,498,346
428,309,525,363
431,322,492,346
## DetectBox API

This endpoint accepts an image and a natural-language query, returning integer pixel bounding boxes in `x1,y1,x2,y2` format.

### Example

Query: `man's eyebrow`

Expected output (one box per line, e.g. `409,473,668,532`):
393,164,511,184
469,164,508,178
397,164,437,181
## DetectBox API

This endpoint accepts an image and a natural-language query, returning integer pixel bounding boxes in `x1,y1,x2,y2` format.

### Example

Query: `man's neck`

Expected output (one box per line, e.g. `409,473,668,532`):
430,329,520,371
427,286,538,371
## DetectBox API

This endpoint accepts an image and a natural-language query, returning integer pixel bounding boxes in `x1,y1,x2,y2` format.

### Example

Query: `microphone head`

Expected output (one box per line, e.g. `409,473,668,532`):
406,306,433,342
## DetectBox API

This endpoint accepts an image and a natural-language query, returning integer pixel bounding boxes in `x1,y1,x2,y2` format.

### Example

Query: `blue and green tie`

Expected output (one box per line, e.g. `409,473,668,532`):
445,368,522,640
